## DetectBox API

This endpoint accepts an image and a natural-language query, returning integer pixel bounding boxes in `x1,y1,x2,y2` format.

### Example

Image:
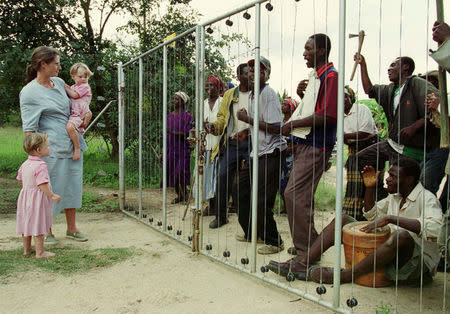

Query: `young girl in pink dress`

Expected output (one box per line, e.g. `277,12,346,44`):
17,133,61,258
64,62,93,161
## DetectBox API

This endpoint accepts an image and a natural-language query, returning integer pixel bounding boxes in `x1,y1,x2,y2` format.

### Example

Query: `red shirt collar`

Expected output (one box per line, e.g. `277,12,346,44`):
316,62,334,77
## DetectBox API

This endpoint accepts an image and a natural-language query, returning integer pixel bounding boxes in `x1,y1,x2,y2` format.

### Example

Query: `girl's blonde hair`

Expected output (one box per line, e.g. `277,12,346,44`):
70,62,93,78
23,133,48,155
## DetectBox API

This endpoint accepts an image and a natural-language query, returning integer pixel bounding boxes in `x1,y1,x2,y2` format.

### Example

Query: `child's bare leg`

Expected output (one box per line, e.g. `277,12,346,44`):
23,236,33,256
66,122,81,160
34,235,55,259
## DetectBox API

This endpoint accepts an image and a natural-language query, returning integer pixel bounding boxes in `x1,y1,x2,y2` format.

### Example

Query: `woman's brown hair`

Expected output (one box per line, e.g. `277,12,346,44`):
26,46,60,83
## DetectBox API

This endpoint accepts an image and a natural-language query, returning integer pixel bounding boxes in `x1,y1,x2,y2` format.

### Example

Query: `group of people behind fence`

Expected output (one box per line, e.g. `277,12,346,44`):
164,22,450,284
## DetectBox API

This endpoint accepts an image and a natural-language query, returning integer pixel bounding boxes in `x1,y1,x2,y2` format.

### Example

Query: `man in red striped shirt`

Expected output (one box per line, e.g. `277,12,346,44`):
279,33,338,260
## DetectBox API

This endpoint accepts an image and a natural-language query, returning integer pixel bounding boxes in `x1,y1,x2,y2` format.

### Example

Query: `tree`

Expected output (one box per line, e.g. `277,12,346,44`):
0,0,243,165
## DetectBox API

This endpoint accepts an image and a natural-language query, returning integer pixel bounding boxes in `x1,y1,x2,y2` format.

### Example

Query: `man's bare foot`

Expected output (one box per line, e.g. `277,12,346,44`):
309,266,352,284
35,251,55,259
23,249,35,256
73,149,80,161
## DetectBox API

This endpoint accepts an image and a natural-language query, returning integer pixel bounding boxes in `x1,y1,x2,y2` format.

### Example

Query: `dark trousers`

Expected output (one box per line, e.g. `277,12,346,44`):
284,144,331,251
420,147,449,195
235,149,285,247
215,138,250,221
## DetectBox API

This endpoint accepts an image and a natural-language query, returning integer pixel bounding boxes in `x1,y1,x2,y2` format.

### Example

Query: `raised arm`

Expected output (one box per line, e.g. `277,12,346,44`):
354,53,372,95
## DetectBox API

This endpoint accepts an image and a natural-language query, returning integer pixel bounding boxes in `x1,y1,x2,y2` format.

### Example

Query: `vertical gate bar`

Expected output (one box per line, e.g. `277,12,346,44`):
250,2,261,273
118,62,125,211
333,0,347,308
194,25,201,251
138,57,143,217
162,45,168,231
199,25,206,250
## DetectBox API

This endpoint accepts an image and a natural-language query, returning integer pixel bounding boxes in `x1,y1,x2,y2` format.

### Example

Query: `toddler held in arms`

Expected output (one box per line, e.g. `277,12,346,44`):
17,133,61,259
64,62,93,160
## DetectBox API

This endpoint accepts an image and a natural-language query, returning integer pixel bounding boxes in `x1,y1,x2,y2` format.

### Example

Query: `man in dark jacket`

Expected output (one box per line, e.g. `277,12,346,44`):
342,54,440,211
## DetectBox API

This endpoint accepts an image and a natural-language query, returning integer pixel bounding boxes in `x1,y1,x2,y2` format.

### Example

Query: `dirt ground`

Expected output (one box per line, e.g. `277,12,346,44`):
1,168,449,313
0,211,330,314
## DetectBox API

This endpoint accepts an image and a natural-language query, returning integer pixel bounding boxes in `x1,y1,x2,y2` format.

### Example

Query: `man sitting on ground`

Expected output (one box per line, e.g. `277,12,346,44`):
268,157,442,285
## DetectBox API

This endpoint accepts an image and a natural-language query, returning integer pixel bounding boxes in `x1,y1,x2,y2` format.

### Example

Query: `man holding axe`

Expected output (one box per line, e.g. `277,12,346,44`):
342,52,440,219
349,30,365,81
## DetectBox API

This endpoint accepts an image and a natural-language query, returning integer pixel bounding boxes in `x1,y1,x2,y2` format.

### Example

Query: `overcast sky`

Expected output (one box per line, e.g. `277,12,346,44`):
109,0,449,100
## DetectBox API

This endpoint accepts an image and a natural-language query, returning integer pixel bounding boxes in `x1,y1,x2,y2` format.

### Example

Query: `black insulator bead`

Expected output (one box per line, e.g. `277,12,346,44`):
124,205,129,210
243,12,251,20
225,19,233,27
223,250,230,258
316,285,327,295
167,225,173,231
265,3,273,11
134,210,139,215
206,244,212,250
149,217,153,223
241,257,249,265
261,265,269,273
346,297,358,308
176,230,182,235
157,221,162,226
206,27,213,34
286,272,295,282
188,236,193,241
142,214,147,218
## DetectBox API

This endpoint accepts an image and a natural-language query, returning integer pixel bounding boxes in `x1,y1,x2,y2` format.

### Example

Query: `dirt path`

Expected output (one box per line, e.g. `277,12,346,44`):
0,212,328,314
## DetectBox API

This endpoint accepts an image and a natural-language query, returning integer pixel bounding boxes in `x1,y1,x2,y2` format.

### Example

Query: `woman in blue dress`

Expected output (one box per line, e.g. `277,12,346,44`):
20,46,92,244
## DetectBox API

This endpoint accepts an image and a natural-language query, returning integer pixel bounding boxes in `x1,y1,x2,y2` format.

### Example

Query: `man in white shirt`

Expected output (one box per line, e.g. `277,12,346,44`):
342,86,378,221
235,56,287,254
269,157,443,285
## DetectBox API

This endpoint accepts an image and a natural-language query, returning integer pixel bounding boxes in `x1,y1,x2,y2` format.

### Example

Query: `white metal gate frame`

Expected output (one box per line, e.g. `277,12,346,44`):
117,1,348,312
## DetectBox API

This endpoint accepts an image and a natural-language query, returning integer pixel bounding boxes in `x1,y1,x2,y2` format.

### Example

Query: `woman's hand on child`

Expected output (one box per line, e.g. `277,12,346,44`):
52,194,62,203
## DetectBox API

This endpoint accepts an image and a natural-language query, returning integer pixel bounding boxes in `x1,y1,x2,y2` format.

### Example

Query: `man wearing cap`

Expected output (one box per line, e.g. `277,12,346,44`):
205,64,251,228
279,33,338,256
235,56,286,254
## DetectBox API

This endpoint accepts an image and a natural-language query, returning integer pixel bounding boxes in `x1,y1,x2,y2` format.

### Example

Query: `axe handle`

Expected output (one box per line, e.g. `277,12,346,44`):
350,34,365,81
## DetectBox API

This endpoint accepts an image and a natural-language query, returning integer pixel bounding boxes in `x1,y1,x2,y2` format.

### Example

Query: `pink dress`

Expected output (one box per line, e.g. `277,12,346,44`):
68,83,92,133
16,156,53,236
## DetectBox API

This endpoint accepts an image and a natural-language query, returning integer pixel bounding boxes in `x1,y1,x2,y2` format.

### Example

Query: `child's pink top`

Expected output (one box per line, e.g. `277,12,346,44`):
69,82,92,133
16,156,53,236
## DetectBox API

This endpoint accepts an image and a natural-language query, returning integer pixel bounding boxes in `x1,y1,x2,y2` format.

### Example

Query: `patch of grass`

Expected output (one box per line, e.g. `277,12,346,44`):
315,181,339,211
0,246,137,279
0,127,119,189
0,177,118,214
0,178,21,214
80,191,119,213
273,180,338,213
375,301,393,314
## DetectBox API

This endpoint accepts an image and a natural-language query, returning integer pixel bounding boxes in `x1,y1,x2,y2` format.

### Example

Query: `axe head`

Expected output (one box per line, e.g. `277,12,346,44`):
349,30,365,39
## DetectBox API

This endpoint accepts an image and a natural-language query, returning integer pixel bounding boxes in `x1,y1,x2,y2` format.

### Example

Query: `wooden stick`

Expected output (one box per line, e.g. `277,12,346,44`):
350,30,365,81
436,0,449,147
182,175,195,221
